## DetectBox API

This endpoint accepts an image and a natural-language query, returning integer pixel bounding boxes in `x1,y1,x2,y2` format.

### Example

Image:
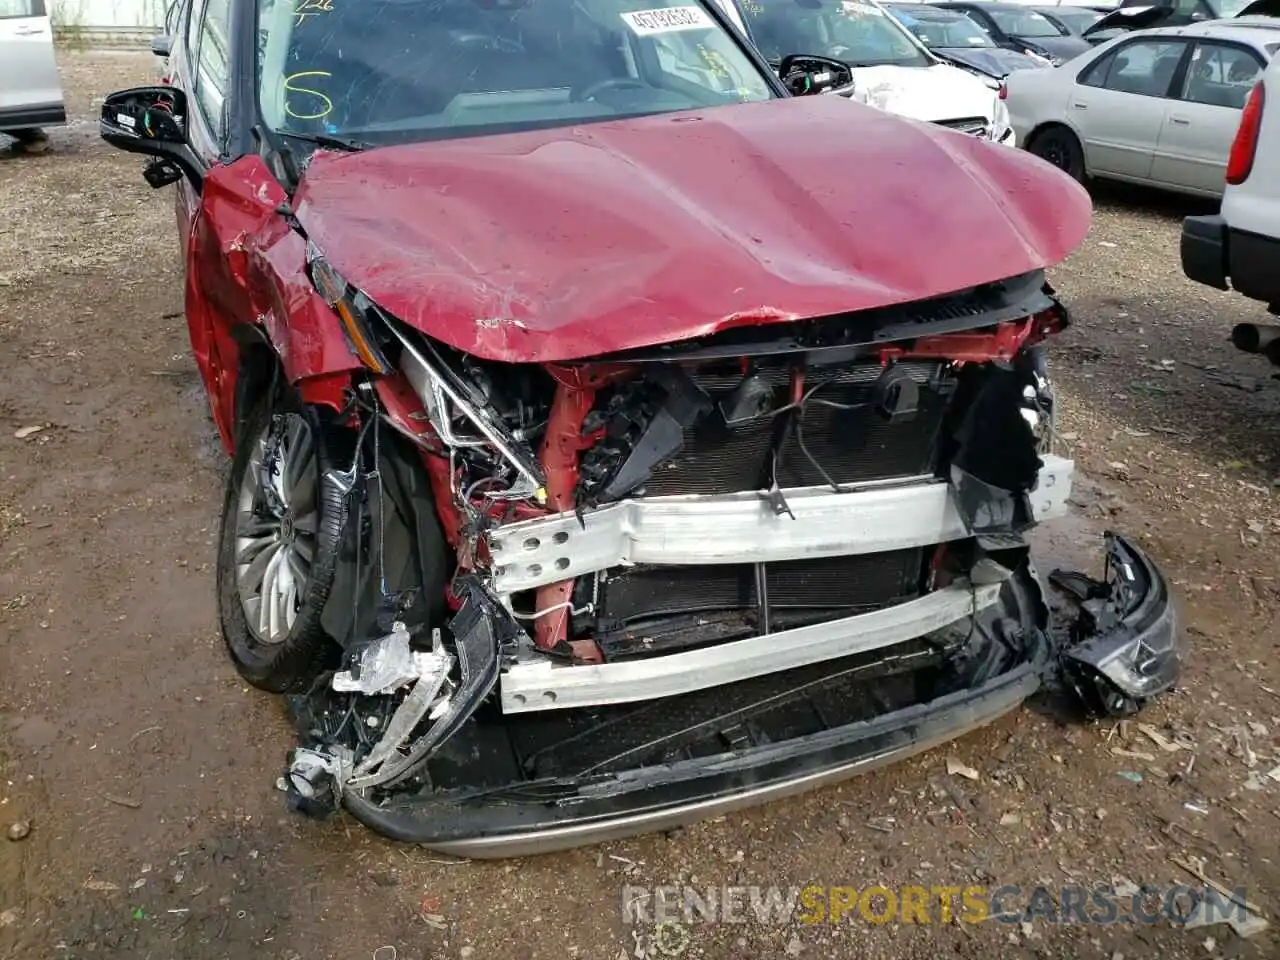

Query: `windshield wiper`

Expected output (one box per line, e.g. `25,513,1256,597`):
278,130,373,153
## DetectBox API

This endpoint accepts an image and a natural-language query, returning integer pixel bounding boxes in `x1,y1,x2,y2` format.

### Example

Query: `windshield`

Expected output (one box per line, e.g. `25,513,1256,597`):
987,8,1063,37
256,0,776,146
1042,7,1103,32
738,0,933,67
1217,0,1258,13
895,9,996,47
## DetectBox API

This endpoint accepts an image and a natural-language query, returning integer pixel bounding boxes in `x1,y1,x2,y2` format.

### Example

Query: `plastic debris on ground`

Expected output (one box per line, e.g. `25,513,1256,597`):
946,757,980,781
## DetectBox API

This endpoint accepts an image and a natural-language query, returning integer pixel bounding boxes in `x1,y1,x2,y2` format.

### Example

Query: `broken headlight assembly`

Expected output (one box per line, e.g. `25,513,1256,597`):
305,242,549,505
389,328,549,505
306,241,395,374
1052,532,1182,717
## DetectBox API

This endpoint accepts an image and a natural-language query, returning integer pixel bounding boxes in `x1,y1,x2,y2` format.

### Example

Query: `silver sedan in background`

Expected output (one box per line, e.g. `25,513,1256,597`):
0,0,65,151
1006,18,1278,196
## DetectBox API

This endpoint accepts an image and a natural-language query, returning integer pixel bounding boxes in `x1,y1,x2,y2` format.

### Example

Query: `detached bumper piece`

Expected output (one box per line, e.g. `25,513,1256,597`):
1050,532,1181,717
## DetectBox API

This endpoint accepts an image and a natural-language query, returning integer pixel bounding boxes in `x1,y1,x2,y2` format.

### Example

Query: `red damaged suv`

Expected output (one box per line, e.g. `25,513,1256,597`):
100,0,1179,854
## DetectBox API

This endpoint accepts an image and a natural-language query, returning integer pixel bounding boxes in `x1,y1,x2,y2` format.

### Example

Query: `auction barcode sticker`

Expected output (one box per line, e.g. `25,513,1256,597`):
620,6,715,34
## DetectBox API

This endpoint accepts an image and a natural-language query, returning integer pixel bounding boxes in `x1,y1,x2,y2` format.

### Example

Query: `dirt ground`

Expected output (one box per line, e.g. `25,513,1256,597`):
4,50,1280,960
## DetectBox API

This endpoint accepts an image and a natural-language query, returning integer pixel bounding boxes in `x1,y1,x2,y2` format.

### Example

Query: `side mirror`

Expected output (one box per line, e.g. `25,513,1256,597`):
777,54,855,96
151,34,172,57
99,86,202,193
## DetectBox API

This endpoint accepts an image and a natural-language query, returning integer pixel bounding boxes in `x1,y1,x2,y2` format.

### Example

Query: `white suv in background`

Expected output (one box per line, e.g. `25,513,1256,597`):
1182,50,1280,332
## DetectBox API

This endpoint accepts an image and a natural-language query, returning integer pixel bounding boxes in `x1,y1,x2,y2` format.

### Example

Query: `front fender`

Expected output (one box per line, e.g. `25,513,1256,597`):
200,157,365,409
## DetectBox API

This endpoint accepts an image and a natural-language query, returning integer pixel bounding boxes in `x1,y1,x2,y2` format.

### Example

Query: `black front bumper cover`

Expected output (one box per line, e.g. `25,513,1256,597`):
324,535,1180,856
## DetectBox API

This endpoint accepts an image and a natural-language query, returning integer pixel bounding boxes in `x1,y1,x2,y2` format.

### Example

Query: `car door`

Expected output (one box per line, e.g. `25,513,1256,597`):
1150,40,1266,193
178,0,259,439
175,0,218,235
0,0,65,130
1068,37,1189,179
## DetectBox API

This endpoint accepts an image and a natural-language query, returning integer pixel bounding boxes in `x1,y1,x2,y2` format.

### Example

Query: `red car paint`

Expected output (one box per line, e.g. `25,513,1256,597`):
180,99,1089,625
533,365,626,659
875,311,1064,365
183,158,368,449
176,97,1089,655
290,95,1091,364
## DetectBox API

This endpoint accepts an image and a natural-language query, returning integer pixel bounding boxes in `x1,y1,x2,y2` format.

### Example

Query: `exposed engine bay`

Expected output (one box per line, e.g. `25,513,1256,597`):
261,268,1183,853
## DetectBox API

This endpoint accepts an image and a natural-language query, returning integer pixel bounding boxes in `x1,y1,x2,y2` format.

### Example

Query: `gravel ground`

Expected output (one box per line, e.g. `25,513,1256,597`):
4,50,1280,960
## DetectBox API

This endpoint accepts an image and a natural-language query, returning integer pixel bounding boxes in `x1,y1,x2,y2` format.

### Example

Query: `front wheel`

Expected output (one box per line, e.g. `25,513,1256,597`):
1028,126,1086,184
216,399,348,692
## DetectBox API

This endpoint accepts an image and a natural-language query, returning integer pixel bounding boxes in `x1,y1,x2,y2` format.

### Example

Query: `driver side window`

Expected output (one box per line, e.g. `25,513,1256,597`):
185,0,207,61
192,0,232,147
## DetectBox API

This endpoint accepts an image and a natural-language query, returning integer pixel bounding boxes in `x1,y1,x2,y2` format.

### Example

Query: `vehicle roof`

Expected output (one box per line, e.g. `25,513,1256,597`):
1021,0,1118,7
936,1,1053,9
888,3,974,15
1128,18,1280,46
1230,15,1280,30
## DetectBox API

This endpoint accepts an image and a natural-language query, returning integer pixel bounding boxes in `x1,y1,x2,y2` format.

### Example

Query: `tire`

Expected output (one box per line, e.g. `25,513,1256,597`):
1028,126,1086,184
216,395,348,692
11,128,50,156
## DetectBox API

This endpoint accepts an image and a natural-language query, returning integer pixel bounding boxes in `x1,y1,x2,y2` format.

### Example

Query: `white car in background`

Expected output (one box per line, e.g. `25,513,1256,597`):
1005,17,1279,195
716,0,1016,144
1183,46,1280,354
0,0,65,149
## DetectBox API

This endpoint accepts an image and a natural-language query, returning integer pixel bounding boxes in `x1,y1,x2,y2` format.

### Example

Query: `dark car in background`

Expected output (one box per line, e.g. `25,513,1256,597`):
887,3,1052,78
1115,0,1265,21
1032,4,1107,36
1083,0,1274,45
936,1,1094,62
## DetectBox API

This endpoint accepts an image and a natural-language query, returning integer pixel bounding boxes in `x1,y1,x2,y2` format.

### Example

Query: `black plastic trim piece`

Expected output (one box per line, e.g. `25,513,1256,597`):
1181,214,1228,291
341,631,1048,853
580,270,1055,364
0,103,66,132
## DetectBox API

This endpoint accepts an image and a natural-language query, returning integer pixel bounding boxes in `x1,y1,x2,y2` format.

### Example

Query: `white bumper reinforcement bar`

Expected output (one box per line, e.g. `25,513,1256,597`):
499,581,1004,713
487,455,1074,594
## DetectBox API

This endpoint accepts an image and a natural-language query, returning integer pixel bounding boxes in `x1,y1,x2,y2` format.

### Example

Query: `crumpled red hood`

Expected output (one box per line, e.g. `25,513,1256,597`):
293,95,1090,363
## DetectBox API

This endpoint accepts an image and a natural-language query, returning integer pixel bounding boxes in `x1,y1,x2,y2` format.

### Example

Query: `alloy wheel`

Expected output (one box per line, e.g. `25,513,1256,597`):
235,413,319,643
